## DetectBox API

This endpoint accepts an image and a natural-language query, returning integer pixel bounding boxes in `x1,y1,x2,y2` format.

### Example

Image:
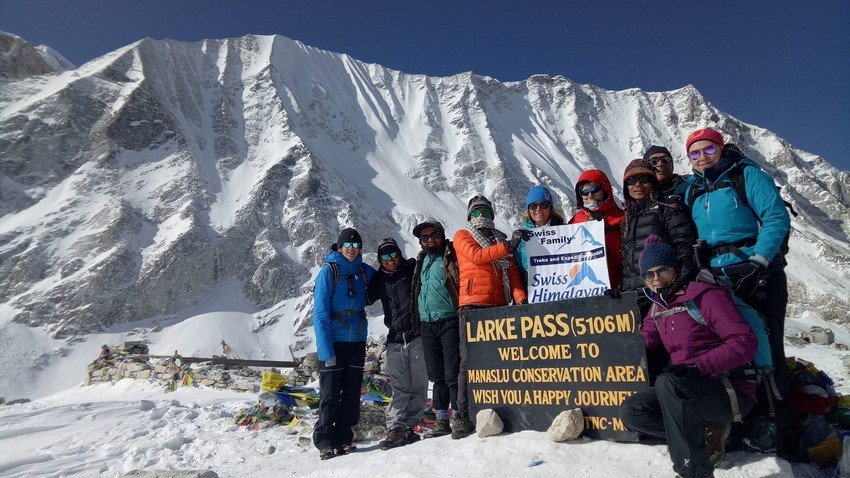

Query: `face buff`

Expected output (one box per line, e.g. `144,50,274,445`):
583,199,601,211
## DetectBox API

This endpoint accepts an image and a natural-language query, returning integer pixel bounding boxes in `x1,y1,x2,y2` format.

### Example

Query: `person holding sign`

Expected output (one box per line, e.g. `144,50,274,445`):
312,228,377,460
411,220,461,438
568,170,624,289
514,185,566,287
454,195,530,439
621,235,757,478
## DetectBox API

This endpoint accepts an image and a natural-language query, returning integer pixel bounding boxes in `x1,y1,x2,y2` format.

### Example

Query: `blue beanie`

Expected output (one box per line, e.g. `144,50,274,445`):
526,185,553,208
639,235,680,275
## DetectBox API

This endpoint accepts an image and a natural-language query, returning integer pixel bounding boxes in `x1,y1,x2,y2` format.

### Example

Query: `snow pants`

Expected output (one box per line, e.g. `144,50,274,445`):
385,337,429,430
313,341,366,450
420,319,459,419
621,372,754,478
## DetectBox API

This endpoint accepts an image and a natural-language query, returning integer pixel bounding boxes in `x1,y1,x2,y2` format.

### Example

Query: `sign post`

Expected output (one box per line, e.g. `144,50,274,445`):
464,292,647,442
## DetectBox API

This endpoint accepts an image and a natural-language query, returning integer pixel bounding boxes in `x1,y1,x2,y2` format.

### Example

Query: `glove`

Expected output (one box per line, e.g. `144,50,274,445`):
508,229,533,250
324,356,337,367
664,364,701,378
734,259,765,298
605,288,622,299
517,299,528,305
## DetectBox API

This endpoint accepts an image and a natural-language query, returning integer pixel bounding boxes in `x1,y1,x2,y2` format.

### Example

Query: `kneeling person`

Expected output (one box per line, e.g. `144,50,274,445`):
621,235,758,478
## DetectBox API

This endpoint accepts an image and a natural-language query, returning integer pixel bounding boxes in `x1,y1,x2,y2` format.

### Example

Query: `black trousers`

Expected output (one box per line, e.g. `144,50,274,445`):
420,319,460,414
638,296,670,385
313,341,366,449
622,372,754,478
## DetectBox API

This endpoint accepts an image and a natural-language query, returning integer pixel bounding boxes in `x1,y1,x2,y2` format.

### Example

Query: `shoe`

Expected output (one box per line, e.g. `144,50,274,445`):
379,428,407,450
335,443,357,455
404,428,421,444
430,419,451,437
706,422,731,467
450,414,474,440
319,446,336,460
742,418,777,453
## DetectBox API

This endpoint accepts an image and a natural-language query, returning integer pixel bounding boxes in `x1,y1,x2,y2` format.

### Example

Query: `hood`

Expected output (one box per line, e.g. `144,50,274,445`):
575,169,616,211
323,243,363,268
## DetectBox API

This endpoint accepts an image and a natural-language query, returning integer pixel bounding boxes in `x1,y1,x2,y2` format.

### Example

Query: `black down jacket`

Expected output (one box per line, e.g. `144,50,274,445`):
370,258,419,344
620,198,697,293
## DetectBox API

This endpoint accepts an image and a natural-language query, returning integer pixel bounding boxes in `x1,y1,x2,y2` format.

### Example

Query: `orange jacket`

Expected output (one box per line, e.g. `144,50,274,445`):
568,169,625,289
454,229,527,307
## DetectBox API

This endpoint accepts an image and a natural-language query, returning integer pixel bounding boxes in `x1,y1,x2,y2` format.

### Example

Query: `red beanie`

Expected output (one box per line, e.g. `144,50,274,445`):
686,128,724,152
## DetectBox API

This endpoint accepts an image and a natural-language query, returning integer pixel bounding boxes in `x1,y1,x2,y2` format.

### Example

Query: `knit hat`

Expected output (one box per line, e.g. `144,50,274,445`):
643,145,671,161
623,158,658,184
686,128,724,152
467,195,494,220
639,235,680,275
377,237,401,256
337,228,362,248
526,185,553,208
412,219,446,239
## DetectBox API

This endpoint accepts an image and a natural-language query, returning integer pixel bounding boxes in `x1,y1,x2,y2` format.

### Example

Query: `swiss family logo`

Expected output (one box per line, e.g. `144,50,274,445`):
566,262,606,288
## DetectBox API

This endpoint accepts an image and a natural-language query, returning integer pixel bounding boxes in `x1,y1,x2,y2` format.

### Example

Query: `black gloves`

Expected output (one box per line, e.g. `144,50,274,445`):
664,364,701,378
605,288,622,299
734,259,765,298
509,229,533,251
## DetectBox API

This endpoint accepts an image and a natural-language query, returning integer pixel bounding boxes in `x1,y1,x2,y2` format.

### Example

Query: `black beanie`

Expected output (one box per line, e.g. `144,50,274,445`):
337,228,362,248
377,237,401,256
643,145,671,161
467,195,494,220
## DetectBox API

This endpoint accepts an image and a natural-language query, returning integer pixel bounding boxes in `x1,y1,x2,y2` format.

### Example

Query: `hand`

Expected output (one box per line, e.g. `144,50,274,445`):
517,299,528,305
509,229,532,250
605,288,622,299
664,364,701,378
734,260,765,298
324,356,337,367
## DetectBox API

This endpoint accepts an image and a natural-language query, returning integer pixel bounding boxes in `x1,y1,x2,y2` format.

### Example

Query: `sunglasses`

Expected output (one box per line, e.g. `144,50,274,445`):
642,266,672,281
625,175,655,187
648,156,672,166
418,231,441,243
688,144,719,160
380,251,399,261
341,242,361,249
579,184,603,196
471,207,494,219
528,201,551,211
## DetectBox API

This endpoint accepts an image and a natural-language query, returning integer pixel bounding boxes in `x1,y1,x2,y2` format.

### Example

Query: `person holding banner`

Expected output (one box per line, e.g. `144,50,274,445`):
454,195,530,439
514,185,566,287
568,169,624,289
621,235,757,478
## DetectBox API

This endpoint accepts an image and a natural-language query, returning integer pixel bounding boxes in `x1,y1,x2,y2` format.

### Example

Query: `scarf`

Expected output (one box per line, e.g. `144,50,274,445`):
465,216,513,305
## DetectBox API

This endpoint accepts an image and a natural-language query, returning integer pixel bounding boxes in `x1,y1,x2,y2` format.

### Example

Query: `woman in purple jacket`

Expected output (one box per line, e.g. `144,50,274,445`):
621,235,757,478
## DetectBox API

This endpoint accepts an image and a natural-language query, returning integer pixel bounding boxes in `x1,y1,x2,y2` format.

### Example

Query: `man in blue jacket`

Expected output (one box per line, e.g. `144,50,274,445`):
683,128,791,451
312,228,377,460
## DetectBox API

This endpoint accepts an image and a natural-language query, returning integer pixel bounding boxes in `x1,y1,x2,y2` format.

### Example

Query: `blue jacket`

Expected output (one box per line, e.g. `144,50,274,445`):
684,154,790,268
312,244,377,361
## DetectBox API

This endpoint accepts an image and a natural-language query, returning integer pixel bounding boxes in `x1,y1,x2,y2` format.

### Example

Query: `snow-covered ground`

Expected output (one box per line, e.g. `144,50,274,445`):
0,318,844,478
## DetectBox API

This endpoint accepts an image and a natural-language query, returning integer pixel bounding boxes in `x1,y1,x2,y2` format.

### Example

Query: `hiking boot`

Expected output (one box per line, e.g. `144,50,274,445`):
451,414,475,440
335,443,357,455
430,419,451,437
319,446,336,460
742,418,777,453
405,428,421,444
380,428,407,450
706,422,731,467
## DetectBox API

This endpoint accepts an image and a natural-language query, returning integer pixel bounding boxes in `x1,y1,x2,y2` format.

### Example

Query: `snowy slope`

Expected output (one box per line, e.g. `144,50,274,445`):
0,33,849,402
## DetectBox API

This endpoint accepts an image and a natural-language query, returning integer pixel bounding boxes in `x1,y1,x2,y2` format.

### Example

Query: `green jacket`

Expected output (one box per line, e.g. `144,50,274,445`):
411,241,460,323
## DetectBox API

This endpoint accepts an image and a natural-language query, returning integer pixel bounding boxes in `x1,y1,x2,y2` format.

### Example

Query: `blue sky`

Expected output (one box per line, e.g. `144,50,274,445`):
2,0,848,171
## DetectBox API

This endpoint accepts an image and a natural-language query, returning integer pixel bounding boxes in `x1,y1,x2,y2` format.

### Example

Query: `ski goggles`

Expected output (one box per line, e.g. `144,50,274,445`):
688,144,719,160
341,242,361,249
380,251,399,261
642,266,672,281
579,184,603,196
528,201,551,211
625,175,655,186
648,155,672,166
418,232,442,243
470,207,494,219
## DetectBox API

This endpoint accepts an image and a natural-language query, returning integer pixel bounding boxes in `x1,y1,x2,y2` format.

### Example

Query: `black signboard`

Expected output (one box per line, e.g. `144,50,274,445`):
464,291,648,442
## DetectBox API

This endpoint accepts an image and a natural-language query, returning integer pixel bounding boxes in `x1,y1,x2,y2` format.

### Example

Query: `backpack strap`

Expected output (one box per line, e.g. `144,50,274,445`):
718,374,743,422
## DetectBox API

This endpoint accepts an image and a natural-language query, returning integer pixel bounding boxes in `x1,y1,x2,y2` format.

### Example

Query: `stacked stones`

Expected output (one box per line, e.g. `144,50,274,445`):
353,402,387,441
185,361,259,392
363,340,386,374
87,357,153,384
287,353,319,387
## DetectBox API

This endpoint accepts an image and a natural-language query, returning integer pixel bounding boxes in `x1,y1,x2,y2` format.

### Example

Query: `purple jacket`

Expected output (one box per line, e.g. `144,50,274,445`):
643,281,758,400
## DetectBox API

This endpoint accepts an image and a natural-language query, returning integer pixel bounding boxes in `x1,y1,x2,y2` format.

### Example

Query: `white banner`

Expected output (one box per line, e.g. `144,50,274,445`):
526,221,611,303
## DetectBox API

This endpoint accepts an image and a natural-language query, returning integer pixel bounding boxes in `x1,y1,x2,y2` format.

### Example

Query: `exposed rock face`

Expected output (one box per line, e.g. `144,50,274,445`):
0,32,59,79
0,33,848,345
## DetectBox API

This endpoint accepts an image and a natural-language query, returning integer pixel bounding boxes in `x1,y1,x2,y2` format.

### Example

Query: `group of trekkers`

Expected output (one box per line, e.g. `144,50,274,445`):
311,127,792,478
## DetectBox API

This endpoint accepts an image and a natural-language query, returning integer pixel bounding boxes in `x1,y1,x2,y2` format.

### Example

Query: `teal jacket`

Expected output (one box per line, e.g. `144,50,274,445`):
411,241,460,323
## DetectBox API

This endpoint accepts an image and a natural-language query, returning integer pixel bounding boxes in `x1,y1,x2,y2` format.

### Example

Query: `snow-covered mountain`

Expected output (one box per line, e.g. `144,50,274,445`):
1,32,848,380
